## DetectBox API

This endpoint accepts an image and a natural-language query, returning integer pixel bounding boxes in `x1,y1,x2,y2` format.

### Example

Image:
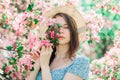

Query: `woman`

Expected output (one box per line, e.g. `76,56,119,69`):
29,6,90,80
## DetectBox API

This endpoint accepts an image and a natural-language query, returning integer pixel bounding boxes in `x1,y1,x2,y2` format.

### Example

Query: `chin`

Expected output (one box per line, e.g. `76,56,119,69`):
59,41,70,45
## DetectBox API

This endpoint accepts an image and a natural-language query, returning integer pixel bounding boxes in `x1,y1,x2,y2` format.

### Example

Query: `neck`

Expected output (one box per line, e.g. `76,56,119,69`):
55,44,69,59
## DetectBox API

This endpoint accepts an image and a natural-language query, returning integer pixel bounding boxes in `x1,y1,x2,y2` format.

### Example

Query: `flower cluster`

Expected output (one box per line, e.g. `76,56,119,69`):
46,22,62,46
0,0,71,79
90,31,120,80
90,47,120,80
84,11,104,42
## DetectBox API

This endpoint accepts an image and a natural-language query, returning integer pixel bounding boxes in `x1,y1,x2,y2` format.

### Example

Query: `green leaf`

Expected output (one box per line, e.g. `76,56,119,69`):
17,51,23,58
30,67,34,71
2,13,7,21
17,46,23,52
27,3,34,12
15,66,18,71
56,23,62,28
113,24,118,30
32,61,35,64
2,24,10,29
115,73,120,79
88,40,92,44
22,70,26,76
12,29,15,33
99,32,106,39
8,71,12,75
107,29,114,37
6,46,13,51
113,14,120,21
28,17,32,21
34,19,39,24
2,64,7,71
34,9,42,15
8,58,16,64
23,33,28,39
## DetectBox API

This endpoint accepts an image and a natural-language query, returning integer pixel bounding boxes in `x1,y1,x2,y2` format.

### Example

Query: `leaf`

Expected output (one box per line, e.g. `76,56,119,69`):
99,32,106,39
34,9,42,15
8,58,16,65
2,64,7,71
88,40,92,44
34,19,39,24
105,10,111,17
23,33,28,39
27,3,34,12
22,70,26,76
17,51,23,58
113,24,118,30
115,73,120,79
6,46,13,51
30,67,34,71
39,37,42,40
113,14,120,21
56,23,62,28
8,71,12,75
15,66,18,71
2,13,7,21
107,29,114,37
17,46,23,52
28,17,32,21
2,24,10,29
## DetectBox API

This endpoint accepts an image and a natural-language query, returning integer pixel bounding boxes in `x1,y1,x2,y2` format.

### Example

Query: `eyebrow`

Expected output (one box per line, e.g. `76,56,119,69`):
63,24,68,26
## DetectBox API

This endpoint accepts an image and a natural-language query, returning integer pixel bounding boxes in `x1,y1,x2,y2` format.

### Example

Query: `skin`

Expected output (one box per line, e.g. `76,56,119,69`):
28,16,83,80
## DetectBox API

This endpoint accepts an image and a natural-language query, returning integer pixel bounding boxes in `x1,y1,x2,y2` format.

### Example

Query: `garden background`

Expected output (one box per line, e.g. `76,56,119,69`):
0,0,120,80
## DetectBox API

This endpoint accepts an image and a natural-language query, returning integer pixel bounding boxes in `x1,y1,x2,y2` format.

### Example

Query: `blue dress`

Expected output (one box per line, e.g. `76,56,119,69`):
36,55,90,80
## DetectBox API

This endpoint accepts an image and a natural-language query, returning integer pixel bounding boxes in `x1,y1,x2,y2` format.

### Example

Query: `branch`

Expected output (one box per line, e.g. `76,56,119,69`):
0,47,15,52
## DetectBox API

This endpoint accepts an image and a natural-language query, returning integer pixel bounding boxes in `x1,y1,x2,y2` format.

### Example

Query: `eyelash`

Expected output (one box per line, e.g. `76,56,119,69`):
63,26,70,29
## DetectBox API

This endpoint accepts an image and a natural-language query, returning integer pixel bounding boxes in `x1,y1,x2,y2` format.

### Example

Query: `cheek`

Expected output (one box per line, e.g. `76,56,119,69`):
66,31,70,40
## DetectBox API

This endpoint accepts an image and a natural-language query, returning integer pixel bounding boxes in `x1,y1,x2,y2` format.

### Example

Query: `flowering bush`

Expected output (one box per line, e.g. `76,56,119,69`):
90,47,120,80
90,31,120,80
46,23,62,46
0,0,73,79
0,22,61,79
79,0,120,59
0,0,120,79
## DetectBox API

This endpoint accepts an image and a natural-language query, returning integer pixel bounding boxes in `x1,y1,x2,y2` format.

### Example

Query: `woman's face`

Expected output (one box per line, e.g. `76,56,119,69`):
55,16,70,45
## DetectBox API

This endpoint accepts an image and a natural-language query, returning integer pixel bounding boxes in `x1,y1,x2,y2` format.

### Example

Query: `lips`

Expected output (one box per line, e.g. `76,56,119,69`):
58,35,64,39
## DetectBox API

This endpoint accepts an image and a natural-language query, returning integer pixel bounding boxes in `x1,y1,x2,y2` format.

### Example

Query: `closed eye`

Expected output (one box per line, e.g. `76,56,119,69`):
63,24,70,29
63,26,70,29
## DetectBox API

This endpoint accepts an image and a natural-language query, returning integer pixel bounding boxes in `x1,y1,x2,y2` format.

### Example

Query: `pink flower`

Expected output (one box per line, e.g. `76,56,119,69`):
56,33,61,37
2,0,10,8
0,55,5,62
92,34,100,42
18,55,33,70
40,40,53,47
114,37,120,48
10,73,16,79
5,66,12,74
46,18,56,26
112,77,116,80
22,12,29,23
11,72,22,79
50,30,55,39
28,33,39,49
111,8,120,14
15,28,21,36
14,72,22,79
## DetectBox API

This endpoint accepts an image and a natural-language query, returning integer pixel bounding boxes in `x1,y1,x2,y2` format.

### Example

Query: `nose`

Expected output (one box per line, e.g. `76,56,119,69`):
59,28,64,34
